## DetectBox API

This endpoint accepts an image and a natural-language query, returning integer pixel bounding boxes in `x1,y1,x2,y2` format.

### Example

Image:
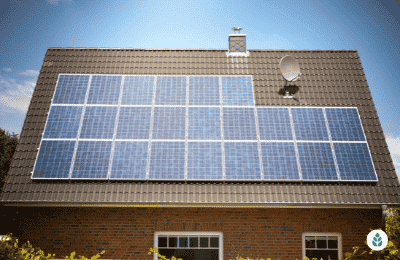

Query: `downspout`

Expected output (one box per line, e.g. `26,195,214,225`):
382,204,388,232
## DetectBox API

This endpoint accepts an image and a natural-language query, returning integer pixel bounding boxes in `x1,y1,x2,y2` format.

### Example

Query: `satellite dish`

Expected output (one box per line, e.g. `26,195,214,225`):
279,55,301,82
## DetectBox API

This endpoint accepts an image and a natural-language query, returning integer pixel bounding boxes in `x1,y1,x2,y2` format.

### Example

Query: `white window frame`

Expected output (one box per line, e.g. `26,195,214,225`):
302,232,342,260
154,232,223,260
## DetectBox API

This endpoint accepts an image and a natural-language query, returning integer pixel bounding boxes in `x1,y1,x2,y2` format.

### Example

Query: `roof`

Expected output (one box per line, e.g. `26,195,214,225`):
1,47,399,209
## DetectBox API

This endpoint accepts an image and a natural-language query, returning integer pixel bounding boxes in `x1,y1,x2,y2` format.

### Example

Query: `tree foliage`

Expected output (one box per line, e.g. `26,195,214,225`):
0,128,19,192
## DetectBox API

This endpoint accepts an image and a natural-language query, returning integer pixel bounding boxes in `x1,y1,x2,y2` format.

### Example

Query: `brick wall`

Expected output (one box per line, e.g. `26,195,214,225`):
5,206,381,260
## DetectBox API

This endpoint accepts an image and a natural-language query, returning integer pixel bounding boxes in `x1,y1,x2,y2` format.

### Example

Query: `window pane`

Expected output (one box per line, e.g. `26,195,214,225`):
210,237,219,248
328,239,338,249
169,237,177,248
158,237,167,247
200,237,209,248
317,238,327,249
190,237,199,248
306,249,338,260
305,237,315,248
158,249,219,260
179,237,188,248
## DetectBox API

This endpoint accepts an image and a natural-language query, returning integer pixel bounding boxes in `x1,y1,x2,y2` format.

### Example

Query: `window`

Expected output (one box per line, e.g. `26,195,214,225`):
302,233,342,260
154,232,223,260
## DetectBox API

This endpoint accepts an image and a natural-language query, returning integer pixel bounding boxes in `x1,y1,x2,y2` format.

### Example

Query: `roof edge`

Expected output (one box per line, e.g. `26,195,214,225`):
2,202,399,209
46,47,358,52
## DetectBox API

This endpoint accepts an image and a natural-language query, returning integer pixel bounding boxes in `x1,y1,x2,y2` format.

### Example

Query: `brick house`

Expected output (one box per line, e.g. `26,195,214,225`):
1,30,400,260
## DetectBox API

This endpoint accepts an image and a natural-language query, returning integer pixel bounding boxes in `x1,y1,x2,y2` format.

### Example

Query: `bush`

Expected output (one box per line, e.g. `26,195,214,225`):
0,233,105,260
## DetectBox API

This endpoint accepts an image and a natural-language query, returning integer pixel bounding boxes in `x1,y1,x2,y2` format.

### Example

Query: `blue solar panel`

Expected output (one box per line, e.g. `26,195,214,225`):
32,140,75,179
87,75,122,105
110,141,148,179
71,141,112,179
257,108,293,140
297,143,338,180
189,76,220,105
53,75,90,104
224,142,261,180
121,76,154,105
79,106,118,139
152,107,185,140
334,143,377,181
222,76,254,106
223,108,257,140
291,108,329,141
148,142,185,180
188,107,221,140
43,106,83,139
116,107,151,139
155,76,186,105
325,108,366,141
187,142,223,180
261,142,299,180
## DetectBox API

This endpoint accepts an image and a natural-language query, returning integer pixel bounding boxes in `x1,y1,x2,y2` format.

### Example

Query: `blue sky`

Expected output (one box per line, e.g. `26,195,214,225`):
0,0,399,178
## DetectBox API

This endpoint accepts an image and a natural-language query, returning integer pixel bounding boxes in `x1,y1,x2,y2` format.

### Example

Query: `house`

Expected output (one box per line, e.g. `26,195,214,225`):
1,29,400,260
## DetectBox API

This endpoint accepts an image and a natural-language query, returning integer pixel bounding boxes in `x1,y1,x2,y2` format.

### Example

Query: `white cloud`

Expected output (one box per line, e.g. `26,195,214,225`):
0,75,35,114
20,70,39,77
3,68,12,72
386,135,400,176
46,0,72,5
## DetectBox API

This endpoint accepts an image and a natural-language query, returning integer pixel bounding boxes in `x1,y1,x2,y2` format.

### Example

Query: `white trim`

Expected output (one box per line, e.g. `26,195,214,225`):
226,51,250,57
107,76,125,179
288,107,303,180
153,232,223,260
302,232,342,260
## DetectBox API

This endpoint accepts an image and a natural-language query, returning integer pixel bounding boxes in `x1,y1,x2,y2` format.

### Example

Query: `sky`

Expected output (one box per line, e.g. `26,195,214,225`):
0,0,399,178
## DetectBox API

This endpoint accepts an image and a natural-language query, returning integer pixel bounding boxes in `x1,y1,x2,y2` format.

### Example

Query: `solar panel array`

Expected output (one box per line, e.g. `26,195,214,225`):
32,74,378,182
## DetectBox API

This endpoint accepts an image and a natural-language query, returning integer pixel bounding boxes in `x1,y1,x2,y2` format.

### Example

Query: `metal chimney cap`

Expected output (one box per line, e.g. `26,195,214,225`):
232,27,243,34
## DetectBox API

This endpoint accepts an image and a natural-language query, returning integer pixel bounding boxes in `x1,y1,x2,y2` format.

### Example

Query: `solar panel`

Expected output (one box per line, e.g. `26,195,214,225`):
297,143,338,180
32,140,76,179
34,74,378,182
121,76,154,105
224,142,261,180
222,76,254,106
116,107,151,139
53,75,90,104
110,141,148,179
291,108,329,141
152,107,186,140
87,75,122,105
261,142,299,180
43,106,83,139
71,141,112,179
155,76,187,105
148,142,185,180
223,107,257,140
334,143,377,181
79,106,118,139
189,76,220,106
187,142,223,180
257,108,293,140
188,107,221,140
325,108,365,141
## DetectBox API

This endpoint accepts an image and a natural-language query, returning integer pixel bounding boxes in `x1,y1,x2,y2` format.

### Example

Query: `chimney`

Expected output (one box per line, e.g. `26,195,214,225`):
227,27,249,57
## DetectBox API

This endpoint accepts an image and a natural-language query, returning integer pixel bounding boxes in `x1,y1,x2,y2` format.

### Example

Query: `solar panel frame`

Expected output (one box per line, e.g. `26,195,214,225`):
333,143,378,181
33,73,378,182
31,140,76,179
43,106,83,139
87,75,122,105
52,74,90,104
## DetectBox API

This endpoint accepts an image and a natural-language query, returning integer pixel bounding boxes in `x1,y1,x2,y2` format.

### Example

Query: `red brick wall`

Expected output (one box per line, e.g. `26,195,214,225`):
7,206,381,260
